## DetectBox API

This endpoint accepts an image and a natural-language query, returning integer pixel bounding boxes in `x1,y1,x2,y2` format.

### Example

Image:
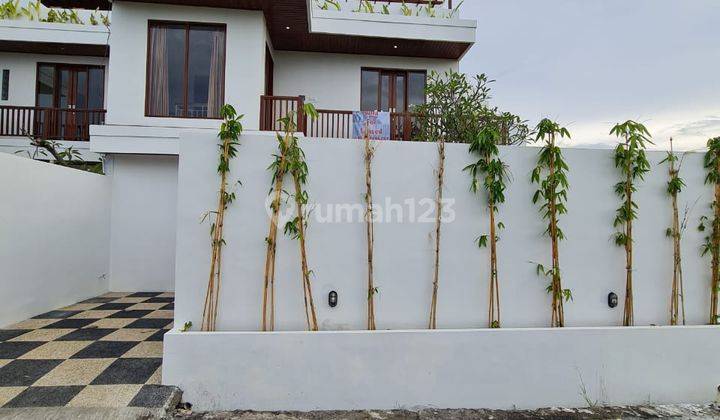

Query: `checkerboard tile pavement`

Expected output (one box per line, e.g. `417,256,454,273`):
0,292,176,409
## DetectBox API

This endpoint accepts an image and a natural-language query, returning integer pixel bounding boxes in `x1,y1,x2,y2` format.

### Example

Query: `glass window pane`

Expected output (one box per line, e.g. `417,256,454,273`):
147,24,186,117
167,26,186,117
408,72,426,109
395,74,406,112
380,74,390,111
361,70,378,111
75,70,88,109
58,69,70,109
37,65,55,107
188,26,225,118
88,68,104,109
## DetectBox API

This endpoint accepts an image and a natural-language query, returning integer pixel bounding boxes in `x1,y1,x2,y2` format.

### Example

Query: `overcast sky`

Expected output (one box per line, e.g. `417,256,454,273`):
460,0,720,150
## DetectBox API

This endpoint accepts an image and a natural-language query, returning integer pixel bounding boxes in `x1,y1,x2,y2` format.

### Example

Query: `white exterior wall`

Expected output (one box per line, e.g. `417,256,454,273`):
273,51,458,110
0,153,110,327
105,1,267,130
106,154,178,292
174,133,713,332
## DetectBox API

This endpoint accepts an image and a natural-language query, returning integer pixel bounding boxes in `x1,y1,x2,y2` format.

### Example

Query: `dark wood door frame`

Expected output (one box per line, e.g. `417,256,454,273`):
379,70,408,113
362,67,426,113
34,63,105,141
265,45,274,96
34,63,105,109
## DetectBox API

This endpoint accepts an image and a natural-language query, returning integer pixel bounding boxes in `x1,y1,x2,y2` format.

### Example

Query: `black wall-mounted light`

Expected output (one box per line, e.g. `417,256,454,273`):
328,291,338,308
608,292,618,308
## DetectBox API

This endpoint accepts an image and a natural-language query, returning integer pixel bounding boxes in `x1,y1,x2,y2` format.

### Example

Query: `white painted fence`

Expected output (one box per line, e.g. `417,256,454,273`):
174,132,713,331
0,154,110,327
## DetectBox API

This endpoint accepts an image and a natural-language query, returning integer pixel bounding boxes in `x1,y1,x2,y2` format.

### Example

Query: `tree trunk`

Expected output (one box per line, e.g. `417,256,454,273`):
711,158,720,325
202,137,231,332
488,174,500,328
261,134,289,332
548,139,564,327
669,143,684,326
623,150,634,327
429,138,445,329
364,131,376,330
292,174,319,331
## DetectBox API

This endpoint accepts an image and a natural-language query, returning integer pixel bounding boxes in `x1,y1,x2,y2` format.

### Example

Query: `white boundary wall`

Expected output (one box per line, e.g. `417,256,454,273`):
168,132,719,410
174,132,713,331
164,326,720,411
0,154,111,327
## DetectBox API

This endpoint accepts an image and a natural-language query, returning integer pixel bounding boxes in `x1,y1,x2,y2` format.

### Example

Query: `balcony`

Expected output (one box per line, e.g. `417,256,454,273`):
0,106,106,142
260,95,418,142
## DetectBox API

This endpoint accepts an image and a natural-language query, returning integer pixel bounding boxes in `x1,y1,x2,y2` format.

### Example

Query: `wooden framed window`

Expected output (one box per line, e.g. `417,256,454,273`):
145,21,226,119
360,68,426,113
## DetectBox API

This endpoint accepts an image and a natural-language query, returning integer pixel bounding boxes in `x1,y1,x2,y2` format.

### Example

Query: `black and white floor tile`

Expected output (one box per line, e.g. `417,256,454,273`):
0,292,174,409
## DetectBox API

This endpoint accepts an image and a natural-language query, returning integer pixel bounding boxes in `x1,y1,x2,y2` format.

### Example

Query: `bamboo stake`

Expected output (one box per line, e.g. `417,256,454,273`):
261,145,287,332
532,120,571,327
548,133,564,327
488,198,500,328
262,108,320,332
429,136,445,330
291,173,319,331
202,136,231,332
668,138,685,326
364,126,377,330
712,156,720,325
487,152,501,328
611,121,650,327
623,145,634,327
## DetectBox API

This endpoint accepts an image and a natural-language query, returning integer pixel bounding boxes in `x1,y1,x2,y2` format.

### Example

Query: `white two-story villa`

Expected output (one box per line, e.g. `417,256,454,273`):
5,2,720,413
0,0,476,292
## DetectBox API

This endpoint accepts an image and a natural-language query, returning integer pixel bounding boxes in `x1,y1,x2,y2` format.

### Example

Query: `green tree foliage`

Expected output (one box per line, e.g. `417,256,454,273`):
202,105,243,332
413,70,530,145
415,71,529,329
700,136,720,325
660,138,687,326
611,120,652,326
465,125,509,328
0,1,109,26
263,104,320,332
531,118,572,327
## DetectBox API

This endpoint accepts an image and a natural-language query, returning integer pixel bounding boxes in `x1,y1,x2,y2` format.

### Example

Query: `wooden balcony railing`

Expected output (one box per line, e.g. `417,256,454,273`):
307,110,419,141
260,95,306,134
0,106,106,142
259,96,420,141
